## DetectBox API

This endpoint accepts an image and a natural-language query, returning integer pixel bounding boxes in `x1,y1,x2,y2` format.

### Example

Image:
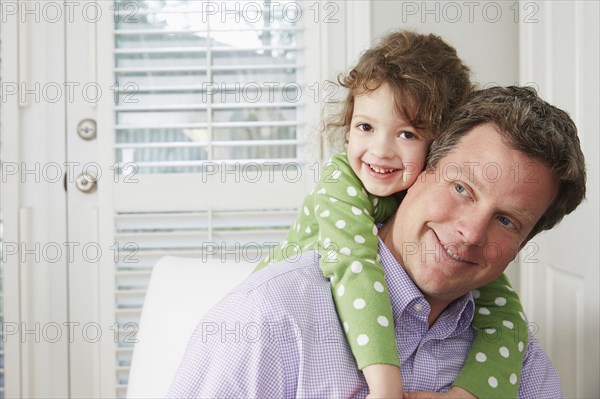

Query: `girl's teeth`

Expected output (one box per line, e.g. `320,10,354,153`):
369,164,395,174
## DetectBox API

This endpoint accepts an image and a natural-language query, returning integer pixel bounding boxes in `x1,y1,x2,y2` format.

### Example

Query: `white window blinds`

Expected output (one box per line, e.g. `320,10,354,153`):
110,1,310,396
113,0,306,174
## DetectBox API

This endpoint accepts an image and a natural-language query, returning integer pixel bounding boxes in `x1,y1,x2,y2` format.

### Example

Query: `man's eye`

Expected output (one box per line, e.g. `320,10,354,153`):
357,123,373,132
454,183,466,194
498,216,514,228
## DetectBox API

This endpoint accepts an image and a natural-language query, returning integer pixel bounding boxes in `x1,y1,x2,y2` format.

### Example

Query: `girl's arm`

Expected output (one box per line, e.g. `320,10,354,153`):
453,273,529,398
315,153,403,396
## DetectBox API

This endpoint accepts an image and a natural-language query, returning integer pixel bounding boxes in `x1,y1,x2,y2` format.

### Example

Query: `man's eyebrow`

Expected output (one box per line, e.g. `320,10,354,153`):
513,208,535,223
459,166,482,191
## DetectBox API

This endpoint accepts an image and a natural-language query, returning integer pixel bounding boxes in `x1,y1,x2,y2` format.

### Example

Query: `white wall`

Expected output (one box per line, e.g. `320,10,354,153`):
370,0,519,87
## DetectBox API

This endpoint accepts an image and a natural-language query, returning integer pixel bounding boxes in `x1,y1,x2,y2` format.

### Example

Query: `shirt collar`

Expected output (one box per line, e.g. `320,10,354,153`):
378,237,475,336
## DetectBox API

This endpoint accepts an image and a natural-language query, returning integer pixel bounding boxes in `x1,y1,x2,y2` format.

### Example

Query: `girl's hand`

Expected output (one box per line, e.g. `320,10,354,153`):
363,364,404,398
403,386,477,399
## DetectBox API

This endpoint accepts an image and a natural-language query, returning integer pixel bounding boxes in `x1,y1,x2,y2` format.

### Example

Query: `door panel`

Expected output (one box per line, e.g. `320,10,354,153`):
519,1,600,397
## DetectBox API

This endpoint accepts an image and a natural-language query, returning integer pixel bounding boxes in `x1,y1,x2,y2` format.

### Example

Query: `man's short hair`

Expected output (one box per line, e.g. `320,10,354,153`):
427,86,587,242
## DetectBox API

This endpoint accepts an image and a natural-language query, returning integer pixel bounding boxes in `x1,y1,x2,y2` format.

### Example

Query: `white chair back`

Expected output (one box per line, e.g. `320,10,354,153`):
126,256,254,398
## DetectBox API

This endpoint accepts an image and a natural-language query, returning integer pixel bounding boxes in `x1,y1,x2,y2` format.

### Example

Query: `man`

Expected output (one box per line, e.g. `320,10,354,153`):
167,86,586,398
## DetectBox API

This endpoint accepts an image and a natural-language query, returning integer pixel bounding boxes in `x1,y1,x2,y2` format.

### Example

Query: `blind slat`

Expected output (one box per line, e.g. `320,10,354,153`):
115,45,300,54
115,64,302,73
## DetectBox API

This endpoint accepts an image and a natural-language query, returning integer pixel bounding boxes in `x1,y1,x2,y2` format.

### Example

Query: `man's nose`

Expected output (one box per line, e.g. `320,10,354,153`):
457,210,489,246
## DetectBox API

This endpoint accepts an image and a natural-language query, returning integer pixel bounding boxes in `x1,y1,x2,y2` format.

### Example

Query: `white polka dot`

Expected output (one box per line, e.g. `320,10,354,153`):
372,225,378,235
472,289,481,299
357,334,369,346
362,188,368,196
317,188,326,195
475,352,487,362
354,235,365,244
323,238,331,248
365,259,375,264
347,186,357,197
505,285,515,292
519,311,527,321
281,240,288,247
478,307,491,315
351,206,363,215
485,328,497,334
319,210,330,218
351,261,363,273
503,320,514,329
335,220,346,229
343,322,349,332
518,341,524,352
373,281,384,292
305,226,311,234
376,254,381,262
296,224,300,232
337,285,345,297
377,316,389,327
488,376,498,388
314,204,320,213
340,247,351,255
303,206,310,215
332,170,342,180
363,208,369,216
373,197,379,206
499,346,510,358
330,197,337,203
509,373,518,385
353,298,366,309
495,297,507,306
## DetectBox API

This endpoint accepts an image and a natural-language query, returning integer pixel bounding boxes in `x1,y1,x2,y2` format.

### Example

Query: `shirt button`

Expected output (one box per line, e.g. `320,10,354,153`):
413,303,423,312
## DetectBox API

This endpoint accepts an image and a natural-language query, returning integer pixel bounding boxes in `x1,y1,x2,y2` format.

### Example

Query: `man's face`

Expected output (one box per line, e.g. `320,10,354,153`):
382,124,559,305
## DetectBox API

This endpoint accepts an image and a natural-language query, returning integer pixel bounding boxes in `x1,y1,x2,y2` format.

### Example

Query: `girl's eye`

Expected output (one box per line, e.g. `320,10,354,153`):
357,123,373,132
398,131,416,139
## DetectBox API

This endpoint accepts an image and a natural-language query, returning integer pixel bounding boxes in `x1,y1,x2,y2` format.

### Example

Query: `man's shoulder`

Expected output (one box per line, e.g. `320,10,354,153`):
232,251,330,303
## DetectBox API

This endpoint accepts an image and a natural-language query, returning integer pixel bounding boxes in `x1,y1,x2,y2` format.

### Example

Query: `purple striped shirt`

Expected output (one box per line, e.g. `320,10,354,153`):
168,240,563,398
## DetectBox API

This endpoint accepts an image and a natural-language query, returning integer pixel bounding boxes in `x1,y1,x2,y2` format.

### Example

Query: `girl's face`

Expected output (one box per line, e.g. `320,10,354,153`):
347,83,431,197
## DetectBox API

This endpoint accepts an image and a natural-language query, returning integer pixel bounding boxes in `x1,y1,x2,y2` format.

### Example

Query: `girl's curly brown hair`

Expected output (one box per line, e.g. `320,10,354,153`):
324,30,472,150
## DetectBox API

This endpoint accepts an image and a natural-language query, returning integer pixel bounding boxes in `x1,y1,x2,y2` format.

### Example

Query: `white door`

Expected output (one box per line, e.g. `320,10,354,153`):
64,1,322,397
3,0,327,397
519,1,600,397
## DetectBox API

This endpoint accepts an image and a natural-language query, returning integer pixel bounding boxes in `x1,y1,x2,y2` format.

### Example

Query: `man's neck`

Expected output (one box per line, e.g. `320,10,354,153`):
425,297,451,327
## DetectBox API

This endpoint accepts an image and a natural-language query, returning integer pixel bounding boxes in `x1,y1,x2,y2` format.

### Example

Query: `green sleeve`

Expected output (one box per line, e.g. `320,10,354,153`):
315,153,400,369
453,273,529,398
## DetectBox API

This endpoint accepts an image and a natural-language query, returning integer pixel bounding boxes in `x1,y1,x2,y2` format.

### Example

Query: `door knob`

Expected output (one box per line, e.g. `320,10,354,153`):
75,173,98,193
77,119,97,140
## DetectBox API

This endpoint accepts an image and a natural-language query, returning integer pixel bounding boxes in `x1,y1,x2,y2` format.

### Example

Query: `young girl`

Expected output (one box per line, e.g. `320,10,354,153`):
255,31,528,399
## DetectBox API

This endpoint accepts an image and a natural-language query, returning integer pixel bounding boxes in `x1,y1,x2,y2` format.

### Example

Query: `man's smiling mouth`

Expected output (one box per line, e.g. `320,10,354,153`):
444,245,463,261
